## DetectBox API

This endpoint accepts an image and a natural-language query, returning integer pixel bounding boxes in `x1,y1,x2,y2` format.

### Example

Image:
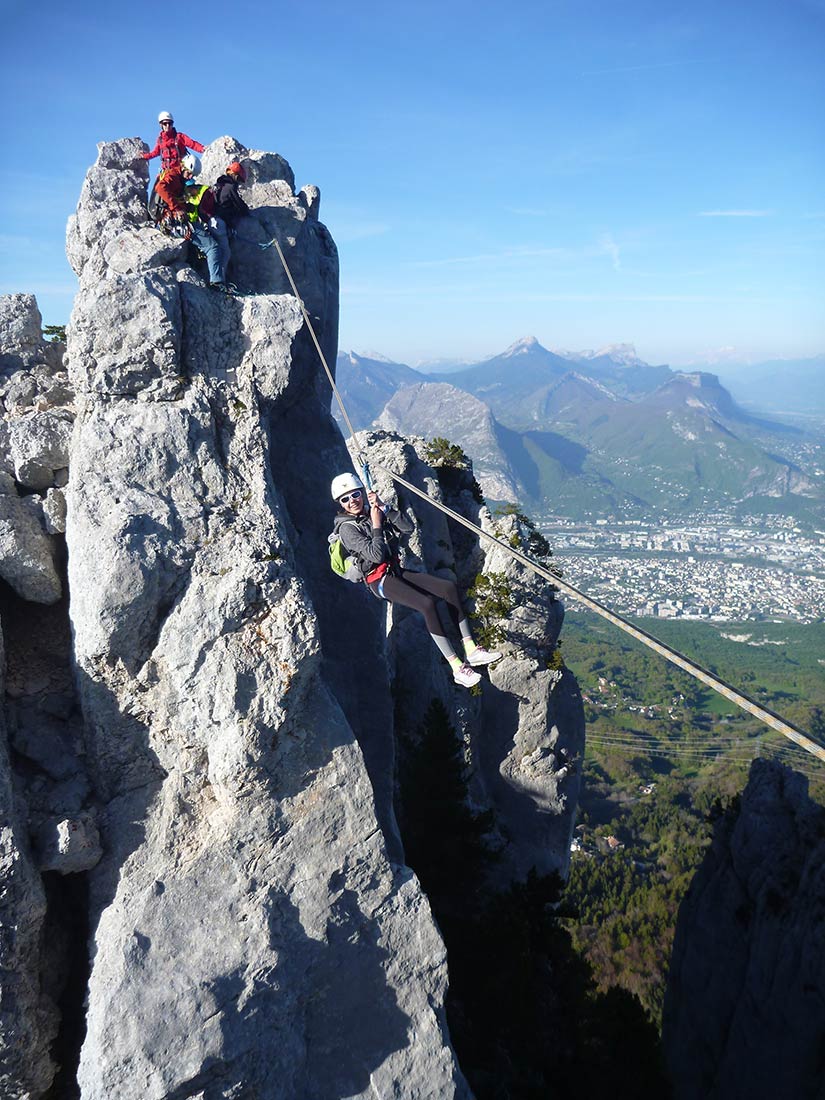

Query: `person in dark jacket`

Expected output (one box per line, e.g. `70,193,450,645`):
143,111,206,213
211,161,250,283
331,473,501,688
213,162,251,227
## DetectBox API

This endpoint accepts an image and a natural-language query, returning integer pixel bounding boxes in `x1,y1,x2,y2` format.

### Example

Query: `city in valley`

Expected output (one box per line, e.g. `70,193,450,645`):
539,512,825,624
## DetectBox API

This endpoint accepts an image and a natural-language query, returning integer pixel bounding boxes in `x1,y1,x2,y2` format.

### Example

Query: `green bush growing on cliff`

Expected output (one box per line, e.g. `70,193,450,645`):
546,643,564,671
424,437,470,469
468,571,514,648
424,436,485,504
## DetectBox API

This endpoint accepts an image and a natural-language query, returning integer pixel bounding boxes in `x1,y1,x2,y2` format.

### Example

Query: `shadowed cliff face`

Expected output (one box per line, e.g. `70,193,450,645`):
0,136,584,1099
663,758,825,1100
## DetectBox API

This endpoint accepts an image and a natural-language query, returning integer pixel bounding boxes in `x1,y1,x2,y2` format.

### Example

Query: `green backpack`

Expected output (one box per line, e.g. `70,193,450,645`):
328,526,363,583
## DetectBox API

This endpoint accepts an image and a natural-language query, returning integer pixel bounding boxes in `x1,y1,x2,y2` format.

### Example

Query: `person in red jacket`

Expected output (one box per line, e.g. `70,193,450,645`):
143,111,206,212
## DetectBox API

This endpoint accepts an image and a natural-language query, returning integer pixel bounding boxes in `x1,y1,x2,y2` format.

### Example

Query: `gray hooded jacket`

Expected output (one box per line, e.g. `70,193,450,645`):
334,506,414,579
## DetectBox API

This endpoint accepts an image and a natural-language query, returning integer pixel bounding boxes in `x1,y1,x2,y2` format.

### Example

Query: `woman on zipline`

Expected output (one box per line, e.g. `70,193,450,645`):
331,473,501,687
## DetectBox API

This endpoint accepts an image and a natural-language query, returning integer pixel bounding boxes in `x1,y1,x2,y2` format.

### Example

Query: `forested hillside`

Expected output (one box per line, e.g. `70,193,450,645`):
559,611,825,1026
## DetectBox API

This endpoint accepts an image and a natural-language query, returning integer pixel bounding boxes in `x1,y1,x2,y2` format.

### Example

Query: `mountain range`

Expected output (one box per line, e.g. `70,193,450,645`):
335,341,825,519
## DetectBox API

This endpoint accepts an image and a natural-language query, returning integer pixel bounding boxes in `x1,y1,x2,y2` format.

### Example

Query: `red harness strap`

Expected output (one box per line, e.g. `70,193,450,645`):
364,561,389,585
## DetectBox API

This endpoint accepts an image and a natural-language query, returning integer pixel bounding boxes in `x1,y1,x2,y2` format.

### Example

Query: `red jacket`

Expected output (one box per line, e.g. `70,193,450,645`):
142,128,205,170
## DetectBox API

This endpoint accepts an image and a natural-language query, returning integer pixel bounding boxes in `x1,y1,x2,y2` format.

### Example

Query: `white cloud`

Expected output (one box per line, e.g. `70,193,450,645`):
582,59,709,76
506,207,547,217
405,246,566,269
599,233,621,272
0,281,77,296
0,234,65,256
697,210,772,217
329,221,390,243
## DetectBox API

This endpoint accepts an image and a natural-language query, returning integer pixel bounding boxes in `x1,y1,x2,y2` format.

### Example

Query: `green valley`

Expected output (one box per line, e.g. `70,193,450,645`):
557,610,825,1027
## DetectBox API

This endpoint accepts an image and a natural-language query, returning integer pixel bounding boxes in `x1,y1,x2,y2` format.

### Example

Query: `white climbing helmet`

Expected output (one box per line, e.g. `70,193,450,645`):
180,153,201,176
331,473,364,501
158,110,174,124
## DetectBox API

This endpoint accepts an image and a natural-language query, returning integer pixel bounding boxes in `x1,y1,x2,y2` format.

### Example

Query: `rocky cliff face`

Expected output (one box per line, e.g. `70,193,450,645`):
0,136,583,1097
376,383,522,502
350,431,583,884
663,758,825,1100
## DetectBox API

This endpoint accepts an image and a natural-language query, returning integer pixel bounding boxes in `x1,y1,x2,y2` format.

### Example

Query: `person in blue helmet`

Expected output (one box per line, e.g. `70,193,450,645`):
331,472,502,688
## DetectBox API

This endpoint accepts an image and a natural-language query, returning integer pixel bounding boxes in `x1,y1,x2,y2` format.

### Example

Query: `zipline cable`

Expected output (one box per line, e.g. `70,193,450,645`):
269,235,825,765
380,465,824,763
268,237,373,487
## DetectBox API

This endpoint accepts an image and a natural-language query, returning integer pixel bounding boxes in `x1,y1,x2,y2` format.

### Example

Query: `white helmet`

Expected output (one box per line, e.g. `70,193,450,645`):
331,473,364,501
158,111,174,124
180,153,201,176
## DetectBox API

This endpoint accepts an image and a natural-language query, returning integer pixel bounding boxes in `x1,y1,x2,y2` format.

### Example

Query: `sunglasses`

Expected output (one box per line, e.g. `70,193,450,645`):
339,489,363,504
161,121,173,126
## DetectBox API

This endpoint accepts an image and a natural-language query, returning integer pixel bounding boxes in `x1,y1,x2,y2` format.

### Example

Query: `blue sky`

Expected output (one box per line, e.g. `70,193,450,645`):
1,0,823,366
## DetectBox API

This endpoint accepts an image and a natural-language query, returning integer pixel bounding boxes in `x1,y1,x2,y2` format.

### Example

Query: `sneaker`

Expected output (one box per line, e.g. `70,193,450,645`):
453,663,482,688
466,646,502,667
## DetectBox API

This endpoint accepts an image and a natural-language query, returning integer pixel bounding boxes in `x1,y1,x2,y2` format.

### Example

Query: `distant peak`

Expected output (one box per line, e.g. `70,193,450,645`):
596,342,639,363
503,336,541,357
359,349,396,363
551,343,644,366
583,343,642,365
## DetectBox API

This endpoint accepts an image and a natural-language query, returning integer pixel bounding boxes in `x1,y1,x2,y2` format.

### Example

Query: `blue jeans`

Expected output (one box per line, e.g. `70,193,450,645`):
190,222,225,284
212,218,231,280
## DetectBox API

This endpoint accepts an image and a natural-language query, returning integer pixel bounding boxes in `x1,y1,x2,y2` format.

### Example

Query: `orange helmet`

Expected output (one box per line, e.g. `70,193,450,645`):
227,162,247,182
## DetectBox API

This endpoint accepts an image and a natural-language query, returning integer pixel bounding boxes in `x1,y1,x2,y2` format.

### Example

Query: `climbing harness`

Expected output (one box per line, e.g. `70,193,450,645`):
268,235,825,763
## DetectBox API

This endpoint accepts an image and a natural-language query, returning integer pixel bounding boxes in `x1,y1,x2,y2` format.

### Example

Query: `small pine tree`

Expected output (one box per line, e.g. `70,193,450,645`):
468,571,514,648
423,437,485,504
424,436,470,469
546,643,564,671
43,324,67,343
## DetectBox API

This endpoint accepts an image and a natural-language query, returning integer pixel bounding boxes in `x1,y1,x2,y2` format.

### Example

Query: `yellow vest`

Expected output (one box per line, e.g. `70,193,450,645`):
184,184,211,223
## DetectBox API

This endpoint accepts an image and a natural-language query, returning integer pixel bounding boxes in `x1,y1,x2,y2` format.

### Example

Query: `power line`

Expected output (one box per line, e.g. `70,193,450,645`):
583,733,824,779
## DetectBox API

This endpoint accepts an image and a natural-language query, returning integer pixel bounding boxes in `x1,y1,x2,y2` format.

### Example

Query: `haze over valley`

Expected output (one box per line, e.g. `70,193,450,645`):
336,339,825,627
